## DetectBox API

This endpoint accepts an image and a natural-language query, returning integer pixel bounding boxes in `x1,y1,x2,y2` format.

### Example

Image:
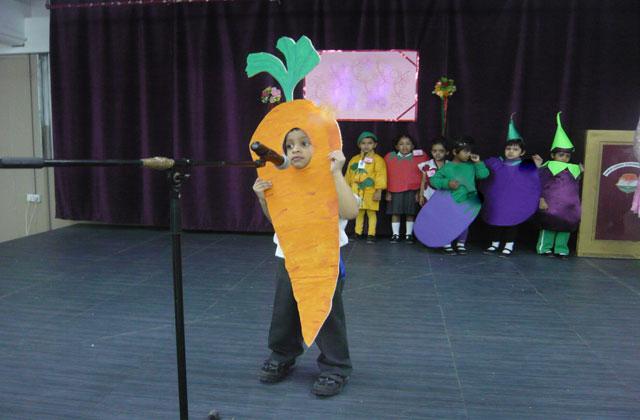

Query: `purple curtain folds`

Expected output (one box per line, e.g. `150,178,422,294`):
50,0,640,232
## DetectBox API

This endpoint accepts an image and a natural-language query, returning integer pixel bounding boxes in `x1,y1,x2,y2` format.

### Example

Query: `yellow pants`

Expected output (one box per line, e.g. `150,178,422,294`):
355,209,378,236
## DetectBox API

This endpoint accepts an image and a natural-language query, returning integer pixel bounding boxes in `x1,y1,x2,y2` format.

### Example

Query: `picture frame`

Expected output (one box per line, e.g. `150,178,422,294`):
577,130,640,259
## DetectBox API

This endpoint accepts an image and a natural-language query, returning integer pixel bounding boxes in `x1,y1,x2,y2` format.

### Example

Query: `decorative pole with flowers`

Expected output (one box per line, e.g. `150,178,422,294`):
432,76,457,137
260,86,282,111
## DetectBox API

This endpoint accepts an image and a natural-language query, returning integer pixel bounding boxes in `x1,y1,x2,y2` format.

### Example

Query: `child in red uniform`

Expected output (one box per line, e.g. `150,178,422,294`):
384,134,428,243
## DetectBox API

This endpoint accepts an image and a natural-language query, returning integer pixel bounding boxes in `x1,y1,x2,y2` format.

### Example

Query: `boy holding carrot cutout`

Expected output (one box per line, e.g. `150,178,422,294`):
247,36,359,397
252,128,359,396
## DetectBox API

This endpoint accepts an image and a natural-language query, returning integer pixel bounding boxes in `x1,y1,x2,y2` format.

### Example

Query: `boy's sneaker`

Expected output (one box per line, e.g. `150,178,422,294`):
351,233,362,241
390,234,400,243
259,359,295,383
366,235,376,243
556,253,569,260
311,373,349,397
456,245,468,255
405,234,415,244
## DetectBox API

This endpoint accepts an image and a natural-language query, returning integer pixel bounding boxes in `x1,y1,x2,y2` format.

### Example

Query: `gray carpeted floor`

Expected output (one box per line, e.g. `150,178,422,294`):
1,224,639,419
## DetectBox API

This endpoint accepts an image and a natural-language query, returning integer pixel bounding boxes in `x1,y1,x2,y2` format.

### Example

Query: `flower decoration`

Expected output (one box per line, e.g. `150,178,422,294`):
432,76,456,99
432,76,457,136
260,86,282,104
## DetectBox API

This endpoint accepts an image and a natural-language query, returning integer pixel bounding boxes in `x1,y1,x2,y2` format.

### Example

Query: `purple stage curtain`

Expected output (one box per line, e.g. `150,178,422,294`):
50,0,640,232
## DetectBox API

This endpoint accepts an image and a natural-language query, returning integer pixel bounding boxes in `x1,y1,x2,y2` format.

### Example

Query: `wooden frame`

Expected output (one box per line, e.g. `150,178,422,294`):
577,130,640,259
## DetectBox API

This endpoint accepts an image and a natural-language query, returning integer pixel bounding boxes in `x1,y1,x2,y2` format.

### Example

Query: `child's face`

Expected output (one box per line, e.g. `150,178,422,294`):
454,148,471,162
504,144,525,160
551,151,571,163
358,137,376,154
431,144,447,162
285,129,314,169
396,137,414,155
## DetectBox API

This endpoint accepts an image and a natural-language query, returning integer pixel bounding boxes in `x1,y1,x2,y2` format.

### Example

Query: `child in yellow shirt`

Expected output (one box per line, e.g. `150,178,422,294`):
345,131,388,243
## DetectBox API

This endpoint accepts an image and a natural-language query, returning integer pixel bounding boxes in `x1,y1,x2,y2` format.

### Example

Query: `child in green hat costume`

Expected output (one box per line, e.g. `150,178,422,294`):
535,112,584,259
480,114,542,257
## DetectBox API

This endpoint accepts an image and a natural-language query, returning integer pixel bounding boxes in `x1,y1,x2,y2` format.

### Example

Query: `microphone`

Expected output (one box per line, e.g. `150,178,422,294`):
250,141,289,169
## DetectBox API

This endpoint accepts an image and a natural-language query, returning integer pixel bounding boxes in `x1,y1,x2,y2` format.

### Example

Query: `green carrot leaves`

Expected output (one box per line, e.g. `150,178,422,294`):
246,36,320,103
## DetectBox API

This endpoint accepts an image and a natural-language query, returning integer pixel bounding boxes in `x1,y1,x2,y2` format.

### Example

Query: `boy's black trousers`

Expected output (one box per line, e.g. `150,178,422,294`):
267,258,352,377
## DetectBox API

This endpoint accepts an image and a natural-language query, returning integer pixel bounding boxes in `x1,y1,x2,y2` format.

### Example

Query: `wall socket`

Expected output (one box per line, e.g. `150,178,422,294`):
26,193,41,203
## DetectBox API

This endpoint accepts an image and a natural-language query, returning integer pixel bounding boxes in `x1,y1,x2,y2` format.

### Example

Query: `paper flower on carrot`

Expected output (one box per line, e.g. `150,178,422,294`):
260,86,282,104
432,76,457,136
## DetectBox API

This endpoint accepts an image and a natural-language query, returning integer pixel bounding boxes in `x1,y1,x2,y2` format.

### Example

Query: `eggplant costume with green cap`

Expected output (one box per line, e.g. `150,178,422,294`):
480,115,541,226
536,113,583,256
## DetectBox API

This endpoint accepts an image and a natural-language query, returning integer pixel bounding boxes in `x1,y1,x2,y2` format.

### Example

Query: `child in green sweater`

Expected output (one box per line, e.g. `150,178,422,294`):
430,136,489,254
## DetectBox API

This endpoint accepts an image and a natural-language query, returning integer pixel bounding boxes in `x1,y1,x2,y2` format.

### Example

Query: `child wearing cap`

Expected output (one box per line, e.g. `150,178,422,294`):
480,114,542,257
536,112,584,259
345,131,387,243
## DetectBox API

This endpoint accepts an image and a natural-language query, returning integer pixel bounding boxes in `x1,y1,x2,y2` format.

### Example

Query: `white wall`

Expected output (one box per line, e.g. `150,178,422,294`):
0,0,49,55
0,0,28,46
0,3,75,243
0,54,73,243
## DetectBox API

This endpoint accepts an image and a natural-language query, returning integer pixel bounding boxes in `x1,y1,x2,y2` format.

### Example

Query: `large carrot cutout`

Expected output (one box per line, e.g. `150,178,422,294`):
246,36,342,346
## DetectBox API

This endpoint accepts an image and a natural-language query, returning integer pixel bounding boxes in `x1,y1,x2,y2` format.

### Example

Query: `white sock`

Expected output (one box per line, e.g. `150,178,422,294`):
444,243,453,249
406,221,414,235
504,242,514,251
491,241,500,248
457,241,466,248
392,222,400,235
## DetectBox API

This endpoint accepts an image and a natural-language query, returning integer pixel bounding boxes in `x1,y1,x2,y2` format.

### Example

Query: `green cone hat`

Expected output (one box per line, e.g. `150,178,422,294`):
507,112,523,141
551,112,575,151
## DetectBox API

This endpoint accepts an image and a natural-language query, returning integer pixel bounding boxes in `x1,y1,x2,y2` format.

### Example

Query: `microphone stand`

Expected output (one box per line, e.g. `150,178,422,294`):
0,156,258,420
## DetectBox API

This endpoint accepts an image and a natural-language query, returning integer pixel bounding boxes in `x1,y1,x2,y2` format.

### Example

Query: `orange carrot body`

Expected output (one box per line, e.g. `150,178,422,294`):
249,99,342,346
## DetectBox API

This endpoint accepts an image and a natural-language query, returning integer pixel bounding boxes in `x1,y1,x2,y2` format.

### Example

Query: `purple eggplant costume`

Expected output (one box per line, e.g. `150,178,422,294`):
535,112,583,257
481,157,541,226
537,165,581,232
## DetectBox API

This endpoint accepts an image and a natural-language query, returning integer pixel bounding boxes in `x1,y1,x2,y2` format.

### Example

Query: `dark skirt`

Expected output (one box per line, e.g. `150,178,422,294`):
386,190,419,215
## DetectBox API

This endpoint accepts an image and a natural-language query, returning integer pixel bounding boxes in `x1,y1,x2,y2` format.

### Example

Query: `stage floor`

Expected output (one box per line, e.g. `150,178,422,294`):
0,224,639,419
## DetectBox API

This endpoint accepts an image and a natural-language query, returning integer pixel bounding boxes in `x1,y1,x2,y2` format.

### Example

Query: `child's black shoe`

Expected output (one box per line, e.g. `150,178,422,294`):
311,373,349,397
390,234,400,243
366,235,376,243
483,246,498,255
456,245,468,255
499,248,512,258
351,233,362,241
405,234,414,244
442,246,456,255
259,359,295,383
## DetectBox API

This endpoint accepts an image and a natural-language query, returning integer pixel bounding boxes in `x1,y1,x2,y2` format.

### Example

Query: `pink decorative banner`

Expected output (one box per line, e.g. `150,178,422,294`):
303,50,419,122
